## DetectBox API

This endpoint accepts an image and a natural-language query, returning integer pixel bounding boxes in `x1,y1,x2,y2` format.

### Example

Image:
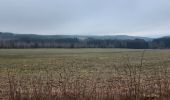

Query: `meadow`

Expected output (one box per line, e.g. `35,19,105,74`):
0,49,170,100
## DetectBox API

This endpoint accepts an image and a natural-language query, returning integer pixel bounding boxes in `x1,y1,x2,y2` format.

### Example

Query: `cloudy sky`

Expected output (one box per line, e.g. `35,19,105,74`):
0,0,170,37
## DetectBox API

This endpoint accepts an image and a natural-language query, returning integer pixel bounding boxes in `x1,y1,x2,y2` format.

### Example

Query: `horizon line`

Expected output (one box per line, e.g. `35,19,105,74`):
0,31,169,38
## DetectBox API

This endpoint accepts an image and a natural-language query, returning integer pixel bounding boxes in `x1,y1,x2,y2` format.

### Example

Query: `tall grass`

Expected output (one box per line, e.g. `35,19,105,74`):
3,52,170,100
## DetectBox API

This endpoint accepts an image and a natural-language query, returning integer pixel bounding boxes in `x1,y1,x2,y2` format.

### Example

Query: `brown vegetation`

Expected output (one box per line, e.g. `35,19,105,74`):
0,49,170,100
4,62,170,100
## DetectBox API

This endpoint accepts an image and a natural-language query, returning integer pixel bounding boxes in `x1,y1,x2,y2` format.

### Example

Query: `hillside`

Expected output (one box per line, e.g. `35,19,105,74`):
0,32,152,41
0,32,170,49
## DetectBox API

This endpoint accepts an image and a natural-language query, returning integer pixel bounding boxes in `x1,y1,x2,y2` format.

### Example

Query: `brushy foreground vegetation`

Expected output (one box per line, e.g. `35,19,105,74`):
0,49,170,100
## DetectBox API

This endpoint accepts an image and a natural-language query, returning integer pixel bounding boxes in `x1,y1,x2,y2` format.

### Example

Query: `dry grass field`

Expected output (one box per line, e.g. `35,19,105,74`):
0,49,170,100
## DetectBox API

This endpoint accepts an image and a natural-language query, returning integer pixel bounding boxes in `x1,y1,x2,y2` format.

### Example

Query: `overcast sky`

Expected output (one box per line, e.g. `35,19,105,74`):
0,0,170,37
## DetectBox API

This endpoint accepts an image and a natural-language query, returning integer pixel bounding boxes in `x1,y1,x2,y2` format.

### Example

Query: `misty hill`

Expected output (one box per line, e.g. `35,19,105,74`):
0,32,74,40
76,35,153,41
0,32,170,49
0,32,152,41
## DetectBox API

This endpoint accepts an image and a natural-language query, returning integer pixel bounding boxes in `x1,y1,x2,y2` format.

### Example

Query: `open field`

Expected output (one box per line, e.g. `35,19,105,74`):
0,49,170,100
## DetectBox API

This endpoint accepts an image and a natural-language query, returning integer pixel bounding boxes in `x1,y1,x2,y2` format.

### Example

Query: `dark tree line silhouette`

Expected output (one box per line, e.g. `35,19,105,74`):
0,32,170,49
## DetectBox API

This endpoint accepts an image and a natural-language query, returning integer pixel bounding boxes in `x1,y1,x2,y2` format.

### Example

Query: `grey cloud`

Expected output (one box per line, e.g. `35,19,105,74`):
0,0,170,37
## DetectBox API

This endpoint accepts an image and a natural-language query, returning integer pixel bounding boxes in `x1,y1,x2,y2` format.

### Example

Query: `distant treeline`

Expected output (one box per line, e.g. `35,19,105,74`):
0,33,170,49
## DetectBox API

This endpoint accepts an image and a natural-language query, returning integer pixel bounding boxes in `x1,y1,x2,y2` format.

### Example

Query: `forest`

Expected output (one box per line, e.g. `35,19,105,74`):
0,32,170,49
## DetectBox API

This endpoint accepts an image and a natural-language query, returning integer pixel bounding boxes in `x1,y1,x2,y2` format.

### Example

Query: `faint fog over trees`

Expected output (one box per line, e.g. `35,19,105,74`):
0,32,169,49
